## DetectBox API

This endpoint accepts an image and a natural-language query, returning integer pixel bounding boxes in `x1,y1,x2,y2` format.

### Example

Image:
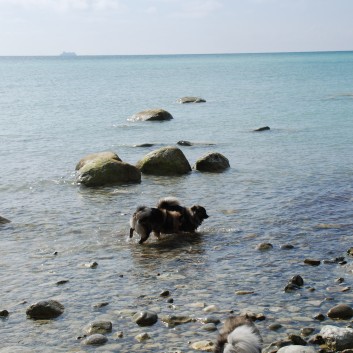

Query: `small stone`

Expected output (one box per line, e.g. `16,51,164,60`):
336,278,345,283
56,280,69,285
277,346,316,353
342,287,351,292
301,328,315,337
288,334,307,345
83,320,112,335
135,333,151,342
198,316,220,324
161,315,194,327
26,300,64,320
203,304,219,312
314,313,326,321
290,275,304,287
81,334,108,346
253,126,270,132
347,247,353,256
304,259,321,266
160,290,170,297
190,340,214,352
327,304,353,320
177,140,193,146
93,302,109,309
202,323,217,331
256,243,273,251
269,323,283,331
281,244,294,250
88,261,98,268
167,298,174,303
0,310,9,317
177,96,206,104
235,290,255,295
133,311,158,326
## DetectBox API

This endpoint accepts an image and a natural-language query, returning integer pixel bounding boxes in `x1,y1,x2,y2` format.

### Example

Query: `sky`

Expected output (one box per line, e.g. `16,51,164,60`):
0,0,352,56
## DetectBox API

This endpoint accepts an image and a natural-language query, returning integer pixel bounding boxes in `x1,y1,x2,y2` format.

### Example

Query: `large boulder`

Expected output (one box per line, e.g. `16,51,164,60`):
136,146,191,176
177,96,206,103
327,304,353,320
319,325,353,351
0,216,11,224
194,152,230,172
128,109,173,122
26,300,64,320
76,151,141,187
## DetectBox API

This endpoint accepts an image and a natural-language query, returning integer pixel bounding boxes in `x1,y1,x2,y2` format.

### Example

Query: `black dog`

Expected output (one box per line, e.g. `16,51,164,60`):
157,197,209,232
129,206,182,244
214,316,262,353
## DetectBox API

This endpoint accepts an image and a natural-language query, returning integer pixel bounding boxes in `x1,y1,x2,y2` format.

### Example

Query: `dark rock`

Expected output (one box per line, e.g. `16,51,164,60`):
81,334,108,346
177,96,206,103
161,314,194,327
269,323,283,331
280,244,295,250
0,216,11,224
128,109,173,122
308,334,325,345
347,247,353,256
26,300,64,320
304,259,321,266
167,298,174,303
133,311,158,326
93,302,109,309
83,320,112,335
254,126,270,132
56,280,69,286
76,152,141,187
256,243,273,251
327,304,353,320
0,309,9,317
136,146,191,176
300,328,315,337
290,275,304,287
194,152,230,173
177,140,193,146
314,313,326,321
160,290,170,297
288,334,307,345
133,143,154,147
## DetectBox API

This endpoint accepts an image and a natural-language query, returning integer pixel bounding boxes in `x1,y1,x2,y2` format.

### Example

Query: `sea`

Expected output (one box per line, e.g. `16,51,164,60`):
1,51,353,352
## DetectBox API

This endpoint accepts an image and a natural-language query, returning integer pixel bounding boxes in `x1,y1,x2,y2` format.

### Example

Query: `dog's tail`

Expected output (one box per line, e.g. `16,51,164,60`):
157,197,180,209
224,325,262,353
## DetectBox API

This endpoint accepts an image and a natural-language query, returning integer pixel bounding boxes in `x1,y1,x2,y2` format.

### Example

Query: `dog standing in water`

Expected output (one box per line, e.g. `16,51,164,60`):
214,316,263,353
157,197,209,232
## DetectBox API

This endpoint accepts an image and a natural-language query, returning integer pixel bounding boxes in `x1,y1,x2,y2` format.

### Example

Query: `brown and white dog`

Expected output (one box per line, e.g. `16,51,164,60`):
214,316,262,353
157,197,209,232
129,206,182,244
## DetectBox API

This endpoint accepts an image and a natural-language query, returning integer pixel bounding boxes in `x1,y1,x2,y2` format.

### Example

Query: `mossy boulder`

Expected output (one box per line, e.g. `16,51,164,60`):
177,96,206,103
136,146,191,176
194,152,230,173
76,151,141,187
128,109,173,122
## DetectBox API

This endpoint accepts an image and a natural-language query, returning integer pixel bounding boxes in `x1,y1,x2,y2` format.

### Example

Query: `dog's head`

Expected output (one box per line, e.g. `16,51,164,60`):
191,205,209,221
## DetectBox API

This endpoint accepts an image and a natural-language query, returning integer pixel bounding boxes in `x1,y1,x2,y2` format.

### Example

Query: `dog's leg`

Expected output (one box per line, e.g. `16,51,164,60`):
139,232,150,244
153,231,161,240
129,228,134,238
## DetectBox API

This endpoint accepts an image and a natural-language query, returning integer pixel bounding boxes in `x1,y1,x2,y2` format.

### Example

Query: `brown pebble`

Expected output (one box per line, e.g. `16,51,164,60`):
304,259,321,266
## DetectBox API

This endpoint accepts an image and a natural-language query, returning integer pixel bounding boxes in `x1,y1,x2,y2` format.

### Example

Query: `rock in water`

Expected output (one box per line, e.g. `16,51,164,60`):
194,152,230,172
177,96,206,103
128,109,173,121
26,300,64,320
136,146,191,175
320,325,353,350
76,151,141,186
133,311,158,326
327,304,353,320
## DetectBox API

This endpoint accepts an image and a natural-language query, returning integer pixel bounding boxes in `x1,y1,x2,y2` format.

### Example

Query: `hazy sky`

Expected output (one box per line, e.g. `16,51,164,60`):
1,0,352,56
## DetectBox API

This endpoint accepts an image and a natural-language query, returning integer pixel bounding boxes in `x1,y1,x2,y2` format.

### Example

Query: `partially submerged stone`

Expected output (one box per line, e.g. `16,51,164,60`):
136,146,191,176
327,304,353,320
128,109,173,122
177,96,206,103
254,126,270,132
83,320,112,335
81,334,108,346
194,152,230,173
0,216,11,224
133,311,158,326
26,300,64,320
76,151,141,186
320,325,353,350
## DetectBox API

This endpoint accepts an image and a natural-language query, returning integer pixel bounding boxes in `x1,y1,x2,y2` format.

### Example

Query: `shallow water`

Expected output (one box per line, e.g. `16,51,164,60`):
1,52,353,352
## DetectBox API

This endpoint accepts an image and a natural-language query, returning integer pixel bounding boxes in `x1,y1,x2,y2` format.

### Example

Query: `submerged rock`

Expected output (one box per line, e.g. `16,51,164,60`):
26,300,64,320
161,315,194,327
81,334,108,346
0,216,10,224
128,109,173,121
76,151,141,186
83,320,112,335
133,311,158,326
177,96,206,103
136,146,191,175
327,304,353,320
194,152,230,173
254,126,270,132
177,140,193,146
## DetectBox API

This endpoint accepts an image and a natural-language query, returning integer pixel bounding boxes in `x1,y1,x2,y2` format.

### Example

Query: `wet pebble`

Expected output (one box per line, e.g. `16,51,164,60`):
133,310,158,326
280,244,295,250
314,313,325,321
203,304,219,312
256,243,273,251
83,320,112,335
56,280,69,286
269,323,282,331
161,314,194,326
288,334,307,345
0,309,9,317
201,323,217,331
26,300,64,320
135,332,151,342
304,259,321,266
160,290,170,297
81,334,108,346
190,340,214,352
327,304,353,320
198,316,220,324
93,302,109,309
300,327,315,337
236,290,255,295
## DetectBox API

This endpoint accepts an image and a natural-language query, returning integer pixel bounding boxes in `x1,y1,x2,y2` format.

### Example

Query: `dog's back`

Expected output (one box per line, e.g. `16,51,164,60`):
214,316,262,353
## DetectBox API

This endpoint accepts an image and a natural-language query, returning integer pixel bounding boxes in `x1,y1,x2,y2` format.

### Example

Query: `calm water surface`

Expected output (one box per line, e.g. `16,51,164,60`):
1,52,353,352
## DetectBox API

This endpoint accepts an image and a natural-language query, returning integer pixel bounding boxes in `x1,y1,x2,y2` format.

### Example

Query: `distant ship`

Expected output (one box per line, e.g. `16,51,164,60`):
59,51,77,57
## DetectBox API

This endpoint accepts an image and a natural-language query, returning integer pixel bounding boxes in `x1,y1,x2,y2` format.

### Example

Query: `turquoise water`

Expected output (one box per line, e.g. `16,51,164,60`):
1,52,353,352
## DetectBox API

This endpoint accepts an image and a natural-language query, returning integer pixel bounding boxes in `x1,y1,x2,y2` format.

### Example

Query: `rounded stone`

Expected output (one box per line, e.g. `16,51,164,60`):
136,146,191,176
194,152,230,173
128,109,173,122
0,216,11,224
277,346,316,353
83,320,112,335
190,340,214,352
327,304,353,320
256,243,273,251
177,96,206,103
76,153,141,186
133,311,158,326
26,300,64,320
0,310,9,317
81,334,108,346
304,259,321,266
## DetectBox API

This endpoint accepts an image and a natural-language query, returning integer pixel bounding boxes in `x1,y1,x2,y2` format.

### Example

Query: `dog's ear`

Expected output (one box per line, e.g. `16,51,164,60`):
191,205,198,213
